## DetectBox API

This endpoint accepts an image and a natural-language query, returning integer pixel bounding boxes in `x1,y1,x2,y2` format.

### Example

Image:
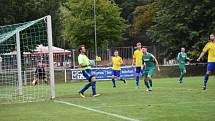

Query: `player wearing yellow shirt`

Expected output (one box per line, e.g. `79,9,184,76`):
133,42,143,88
197,33,215,90
111,50,126,88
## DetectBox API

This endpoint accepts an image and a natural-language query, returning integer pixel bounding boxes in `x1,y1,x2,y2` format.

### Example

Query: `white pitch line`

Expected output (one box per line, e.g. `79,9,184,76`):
54,100,139,121
94,104,137,109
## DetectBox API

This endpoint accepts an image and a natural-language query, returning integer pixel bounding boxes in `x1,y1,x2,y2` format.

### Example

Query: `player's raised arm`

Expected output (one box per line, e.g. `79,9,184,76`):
185,53,191,62
197,42,210,61
186,57,191,61
197,51,206,62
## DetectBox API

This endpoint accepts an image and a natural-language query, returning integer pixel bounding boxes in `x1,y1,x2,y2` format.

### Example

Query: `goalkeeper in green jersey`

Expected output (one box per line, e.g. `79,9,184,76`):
177,48,191,84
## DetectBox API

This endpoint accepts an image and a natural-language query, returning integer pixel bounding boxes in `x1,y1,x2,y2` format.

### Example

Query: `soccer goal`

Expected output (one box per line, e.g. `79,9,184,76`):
0,15,55,104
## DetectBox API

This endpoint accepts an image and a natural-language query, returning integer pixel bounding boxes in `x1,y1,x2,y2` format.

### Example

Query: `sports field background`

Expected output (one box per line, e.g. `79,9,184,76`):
0,76,215,121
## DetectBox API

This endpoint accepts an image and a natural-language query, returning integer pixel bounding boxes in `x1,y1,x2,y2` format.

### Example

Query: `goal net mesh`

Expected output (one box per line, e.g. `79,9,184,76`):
0,16,55,104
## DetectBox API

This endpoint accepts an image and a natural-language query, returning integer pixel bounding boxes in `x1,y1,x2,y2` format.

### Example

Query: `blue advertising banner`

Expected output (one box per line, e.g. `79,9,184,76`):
71,66,136,80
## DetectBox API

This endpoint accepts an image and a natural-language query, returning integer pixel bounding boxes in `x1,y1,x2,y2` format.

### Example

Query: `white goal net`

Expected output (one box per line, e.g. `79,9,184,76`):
0,15,55,104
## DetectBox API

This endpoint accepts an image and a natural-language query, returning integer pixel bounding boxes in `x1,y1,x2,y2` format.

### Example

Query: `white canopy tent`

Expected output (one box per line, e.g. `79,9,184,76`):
2,44,70,55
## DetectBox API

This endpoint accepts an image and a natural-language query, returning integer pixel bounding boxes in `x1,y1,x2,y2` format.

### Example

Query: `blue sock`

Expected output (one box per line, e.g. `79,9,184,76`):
144,80,150,89
149,80,152,87
204,74,209,86
120,78,126,83
136,76,139,87
120,78,124,81
112,78,116,87
80,83,91,94
91,81,96,95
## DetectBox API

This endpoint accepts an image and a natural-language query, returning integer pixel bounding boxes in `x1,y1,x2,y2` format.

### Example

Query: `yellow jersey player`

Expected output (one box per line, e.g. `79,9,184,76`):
133,42,143,88
111,50,126,88
197,33,215,90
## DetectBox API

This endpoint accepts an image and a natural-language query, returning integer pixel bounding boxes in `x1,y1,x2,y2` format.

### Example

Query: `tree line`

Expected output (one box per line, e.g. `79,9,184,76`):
0,0,214,59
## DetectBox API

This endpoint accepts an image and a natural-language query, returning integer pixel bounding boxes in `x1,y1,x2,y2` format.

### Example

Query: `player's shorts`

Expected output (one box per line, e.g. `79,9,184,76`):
179,64,186,72
82,69,95,82
37,76,46,80
136,67,142,73
36,74,46,80
112,70,121,77
142,68,155,78
207,62,215,71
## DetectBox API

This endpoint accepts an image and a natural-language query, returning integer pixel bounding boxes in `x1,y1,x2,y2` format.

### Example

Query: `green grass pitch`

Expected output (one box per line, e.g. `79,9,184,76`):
0,76,215,121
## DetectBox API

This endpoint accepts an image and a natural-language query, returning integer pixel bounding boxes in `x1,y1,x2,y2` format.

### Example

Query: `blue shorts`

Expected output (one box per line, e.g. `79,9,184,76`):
136,67,142,73
207,62,215,71
112,70,120,77
82,69,94,82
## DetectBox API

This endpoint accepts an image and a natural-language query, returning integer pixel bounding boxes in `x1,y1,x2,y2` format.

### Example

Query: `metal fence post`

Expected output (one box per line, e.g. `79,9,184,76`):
72,49,76,69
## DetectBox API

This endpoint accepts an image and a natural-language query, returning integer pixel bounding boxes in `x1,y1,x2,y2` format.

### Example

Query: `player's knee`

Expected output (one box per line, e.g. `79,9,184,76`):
91,76,96,82
206,71,211,75
147,75,152,80
184,70,186,73
112,75,115,79
144,77,149,81
136,73,140,76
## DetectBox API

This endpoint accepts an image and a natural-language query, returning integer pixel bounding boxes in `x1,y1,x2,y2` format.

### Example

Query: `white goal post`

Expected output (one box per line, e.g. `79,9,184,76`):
0,15,55,104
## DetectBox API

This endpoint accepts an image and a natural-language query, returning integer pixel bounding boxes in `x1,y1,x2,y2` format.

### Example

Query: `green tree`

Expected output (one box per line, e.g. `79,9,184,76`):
61,0,127,49
0,0,63,72
114,0,150,46
0,0,62,47
133,0,159,34
147,0,215,59
115,0,137,23
128,0,160,46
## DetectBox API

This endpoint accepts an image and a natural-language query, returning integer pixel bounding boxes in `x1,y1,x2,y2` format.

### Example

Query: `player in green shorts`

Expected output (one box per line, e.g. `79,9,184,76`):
177,47,191,84
142,48,160,91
